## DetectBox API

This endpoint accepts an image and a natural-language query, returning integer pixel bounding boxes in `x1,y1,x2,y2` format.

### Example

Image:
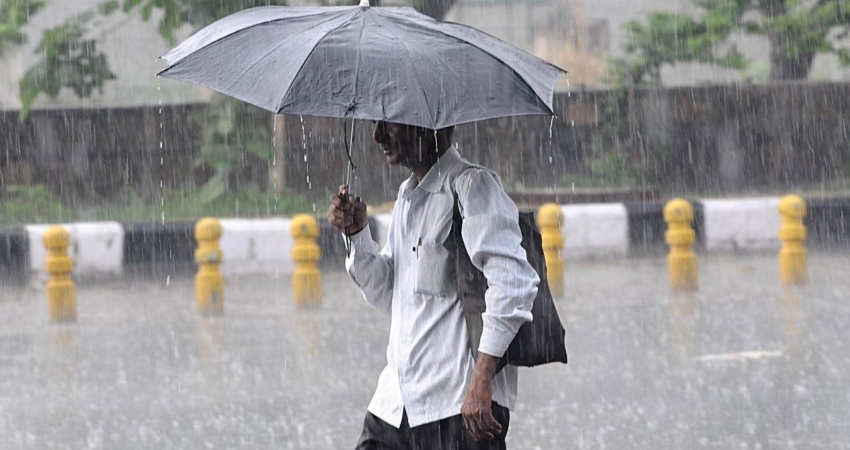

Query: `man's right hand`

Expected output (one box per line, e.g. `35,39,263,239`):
327,186,367,236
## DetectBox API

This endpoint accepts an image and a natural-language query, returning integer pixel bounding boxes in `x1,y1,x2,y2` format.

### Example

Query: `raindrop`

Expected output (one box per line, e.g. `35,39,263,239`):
300,116,312,191
272,115,281,214
549,116,554,142
158,80,165,225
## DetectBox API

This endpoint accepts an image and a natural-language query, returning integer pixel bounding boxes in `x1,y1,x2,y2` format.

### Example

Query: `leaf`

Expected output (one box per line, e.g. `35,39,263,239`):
196,173,229,205
122,0,143,13
18,69,43,121
141,3,153,21
98,1,121,15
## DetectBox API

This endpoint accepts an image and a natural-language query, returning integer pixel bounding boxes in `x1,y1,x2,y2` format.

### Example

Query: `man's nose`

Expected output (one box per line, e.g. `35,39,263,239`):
373,123,388,144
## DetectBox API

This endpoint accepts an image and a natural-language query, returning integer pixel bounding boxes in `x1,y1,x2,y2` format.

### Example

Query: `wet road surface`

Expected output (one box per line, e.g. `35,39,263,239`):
1,253,848,449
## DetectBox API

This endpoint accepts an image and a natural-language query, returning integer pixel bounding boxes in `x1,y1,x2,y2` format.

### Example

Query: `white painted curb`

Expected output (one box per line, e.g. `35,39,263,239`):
703,198,782,252
218,218,295,276
26,222,124,281
373,205,630,261
560,203,629,260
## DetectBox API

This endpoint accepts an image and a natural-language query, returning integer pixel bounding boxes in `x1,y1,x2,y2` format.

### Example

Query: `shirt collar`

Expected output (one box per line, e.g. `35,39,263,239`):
404,147,461,195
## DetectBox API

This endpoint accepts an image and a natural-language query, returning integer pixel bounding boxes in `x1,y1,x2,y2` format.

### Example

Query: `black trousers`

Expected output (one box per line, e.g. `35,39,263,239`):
354,403,510,450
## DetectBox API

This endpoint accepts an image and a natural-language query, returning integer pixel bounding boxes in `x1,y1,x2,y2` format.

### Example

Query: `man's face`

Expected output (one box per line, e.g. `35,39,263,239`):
373,121,435,168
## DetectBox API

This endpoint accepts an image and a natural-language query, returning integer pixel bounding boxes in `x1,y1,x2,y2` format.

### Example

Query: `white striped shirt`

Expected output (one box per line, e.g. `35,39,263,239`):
345,148,539,428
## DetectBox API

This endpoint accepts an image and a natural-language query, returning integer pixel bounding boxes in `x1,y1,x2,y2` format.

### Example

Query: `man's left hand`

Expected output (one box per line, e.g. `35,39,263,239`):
461,352,502,441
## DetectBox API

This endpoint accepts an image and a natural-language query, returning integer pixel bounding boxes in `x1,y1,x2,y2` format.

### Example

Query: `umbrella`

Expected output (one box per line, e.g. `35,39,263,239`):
158,0,566,130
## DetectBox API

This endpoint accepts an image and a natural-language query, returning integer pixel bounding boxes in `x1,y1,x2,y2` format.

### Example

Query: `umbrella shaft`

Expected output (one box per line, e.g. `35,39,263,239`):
346,119,357,189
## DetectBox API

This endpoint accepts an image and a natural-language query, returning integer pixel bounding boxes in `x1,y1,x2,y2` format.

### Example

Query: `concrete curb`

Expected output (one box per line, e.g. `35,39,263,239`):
2,197,847,284
25,222,124,283
0,227,27,284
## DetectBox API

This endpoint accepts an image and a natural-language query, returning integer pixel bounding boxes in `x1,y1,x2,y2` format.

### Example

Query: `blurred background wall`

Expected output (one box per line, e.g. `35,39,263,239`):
2,0,849,217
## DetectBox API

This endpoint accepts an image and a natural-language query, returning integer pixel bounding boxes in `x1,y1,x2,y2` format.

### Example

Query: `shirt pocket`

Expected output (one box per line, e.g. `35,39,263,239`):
413,235,456,298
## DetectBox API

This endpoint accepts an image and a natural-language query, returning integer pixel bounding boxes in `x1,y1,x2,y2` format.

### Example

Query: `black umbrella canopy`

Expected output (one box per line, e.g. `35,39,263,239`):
159,3,566,130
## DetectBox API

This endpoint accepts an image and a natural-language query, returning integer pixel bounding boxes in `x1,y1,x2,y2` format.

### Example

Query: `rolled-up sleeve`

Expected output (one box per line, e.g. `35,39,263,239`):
345,224,394,315
456,169,538,358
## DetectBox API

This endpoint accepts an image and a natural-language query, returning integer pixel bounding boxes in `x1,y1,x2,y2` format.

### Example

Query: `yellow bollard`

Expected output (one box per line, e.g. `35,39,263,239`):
195,217,224,315
537,203,565,296
291,214,322,307
779,195,807,286
43,226,77,323
664,199,698,292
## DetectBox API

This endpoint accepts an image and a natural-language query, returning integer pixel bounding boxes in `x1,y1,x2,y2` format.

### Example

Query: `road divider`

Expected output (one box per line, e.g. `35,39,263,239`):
1,195,846,290
702,197,782,252
26,222,124,282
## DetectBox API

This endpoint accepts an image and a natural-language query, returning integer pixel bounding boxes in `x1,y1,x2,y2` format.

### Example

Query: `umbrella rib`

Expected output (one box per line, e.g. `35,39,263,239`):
226,34,313,92
277,10,361,113
349,10,368,116
379,16,436,127
436,23,562,113
381,10,563,113
161,7,350,67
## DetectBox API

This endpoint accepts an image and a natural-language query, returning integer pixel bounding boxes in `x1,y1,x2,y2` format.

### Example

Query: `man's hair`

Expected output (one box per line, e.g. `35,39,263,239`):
379,121,455,155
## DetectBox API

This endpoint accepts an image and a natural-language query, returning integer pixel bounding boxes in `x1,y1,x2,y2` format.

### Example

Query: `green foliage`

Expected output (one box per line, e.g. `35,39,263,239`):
587,148,646,188
191,95,275,201
18,11,116,120
558,148,648,189
616,0,850,84
590,69,658,189
121,0,279,44
0,184,316,225
80,184,316,222
16,0,284,119
0,185,71,225
160,184,315,220
193,95,274,174
0,0,45,56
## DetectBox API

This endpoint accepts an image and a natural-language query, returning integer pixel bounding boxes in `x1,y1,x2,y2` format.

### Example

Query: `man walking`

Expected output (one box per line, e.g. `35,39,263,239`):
327,121,539,449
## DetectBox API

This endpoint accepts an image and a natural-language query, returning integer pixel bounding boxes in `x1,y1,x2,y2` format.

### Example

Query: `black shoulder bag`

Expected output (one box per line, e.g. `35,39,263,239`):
451,177,568,373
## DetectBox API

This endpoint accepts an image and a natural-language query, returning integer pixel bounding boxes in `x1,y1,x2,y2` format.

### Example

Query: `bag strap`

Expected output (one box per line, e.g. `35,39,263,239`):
450,164,482,221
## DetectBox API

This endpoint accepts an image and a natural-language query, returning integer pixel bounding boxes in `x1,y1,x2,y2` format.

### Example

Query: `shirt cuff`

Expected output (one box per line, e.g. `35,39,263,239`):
341,224,371,244
342,224,374,263
478,326,515,358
